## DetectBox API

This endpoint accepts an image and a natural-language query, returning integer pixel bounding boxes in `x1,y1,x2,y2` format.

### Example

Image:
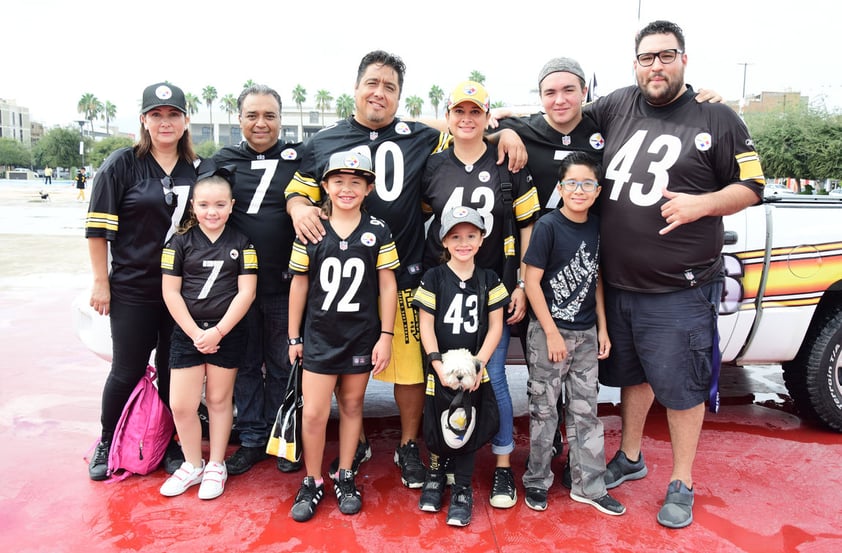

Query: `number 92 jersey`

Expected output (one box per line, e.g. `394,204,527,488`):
289,216,399,374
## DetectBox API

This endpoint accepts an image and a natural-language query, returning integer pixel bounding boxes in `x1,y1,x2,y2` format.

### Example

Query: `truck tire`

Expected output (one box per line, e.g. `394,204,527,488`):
782,305,842,432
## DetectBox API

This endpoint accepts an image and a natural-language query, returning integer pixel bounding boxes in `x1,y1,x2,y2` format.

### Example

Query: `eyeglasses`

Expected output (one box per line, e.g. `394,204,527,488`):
161,176,178,207
635,49,683,67
560,179,599,192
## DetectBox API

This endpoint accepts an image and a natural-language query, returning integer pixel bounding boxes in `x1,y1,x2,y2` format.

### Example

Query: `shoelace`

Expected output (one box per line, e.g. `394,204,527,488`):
92,443,109,464
494,470,514,492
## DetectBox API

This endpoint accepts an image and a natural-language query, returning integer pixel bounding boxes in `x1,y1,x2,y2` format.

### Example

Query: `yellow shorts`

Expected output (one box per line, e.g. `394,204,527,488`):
373,288,424,385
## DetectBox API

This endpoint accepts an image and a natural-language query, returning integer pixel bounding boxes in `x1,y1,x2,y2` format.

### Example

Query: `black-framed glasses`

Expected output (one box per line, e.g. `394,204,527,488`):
161,176,178,207
636,49,683,67
560,179,599,192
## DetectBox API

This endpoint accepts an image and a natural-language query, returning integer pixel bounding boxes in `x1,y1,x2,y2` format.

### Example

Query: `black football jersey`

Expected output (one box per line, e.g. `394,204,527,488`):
497,113,605,213
421,146,540,282
587,86,765,292
412,264,509,354
212,141,302,296
86,147,196,304
289,215,399,374
286,117,449,290
162,225,258,321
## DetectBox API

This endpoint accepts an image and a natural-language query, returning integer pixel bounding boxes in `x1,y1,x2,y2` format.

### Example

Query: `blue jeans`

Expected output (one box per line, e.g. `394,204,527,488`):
486,323,514,455
234,293,291,447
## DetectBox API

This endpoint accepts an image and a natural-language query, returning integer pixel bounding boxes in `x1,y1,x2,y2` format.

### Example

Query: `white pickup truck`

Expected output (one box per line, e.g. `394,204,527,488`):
720,193,842,431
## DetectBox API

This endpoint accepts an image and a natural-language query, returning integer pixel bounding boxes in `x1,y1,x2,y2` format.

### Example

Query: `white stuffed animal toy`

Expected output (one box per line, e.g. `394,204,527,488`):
440,348,481,391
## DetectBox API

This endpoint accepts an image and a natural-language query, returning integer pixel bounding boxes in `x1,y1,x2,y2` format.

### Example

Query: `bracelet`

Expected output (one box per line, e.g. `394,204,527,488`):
381,330,395,336
215,326,225,338
427,352,442,364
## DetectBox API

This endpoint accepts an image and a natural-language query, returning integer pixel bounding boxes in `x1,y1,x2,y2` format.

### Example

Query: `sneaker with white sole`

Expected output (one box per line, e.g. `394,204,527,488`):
446,485,473,527
394,440,425,489
489,467,517,508
333,468,363,515
418,470,446,512
198,461,228,500
160,461,205,497
569,491,626,516
291,476,324,522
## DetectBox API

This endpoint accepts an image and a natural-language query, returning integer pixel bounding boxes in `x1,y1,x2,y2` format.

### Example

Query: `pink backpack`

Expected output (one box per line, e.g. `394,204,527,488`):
107,365,174,481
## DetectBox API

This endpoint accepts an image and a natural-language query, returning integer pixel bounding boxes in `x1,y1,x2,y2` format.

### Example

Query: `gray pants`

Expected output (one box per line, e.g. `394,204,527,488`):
523,320,607,499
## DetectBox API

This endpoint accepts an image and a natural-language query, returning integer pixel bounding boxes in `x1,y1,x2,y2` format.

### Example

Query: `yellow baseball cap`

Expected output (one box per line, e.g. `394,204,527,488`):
446,81,490,112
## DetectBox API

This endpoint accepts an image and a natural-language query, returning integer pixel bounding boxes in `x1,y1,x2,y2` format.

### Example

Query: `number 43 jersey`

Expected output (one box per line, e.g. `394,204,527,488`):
289,216,399,374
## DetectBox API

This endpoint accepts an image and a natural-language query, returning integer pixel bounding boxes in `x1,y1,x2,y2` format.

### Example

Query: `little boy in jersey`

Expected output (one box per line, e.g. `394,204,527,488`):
521,152,624,516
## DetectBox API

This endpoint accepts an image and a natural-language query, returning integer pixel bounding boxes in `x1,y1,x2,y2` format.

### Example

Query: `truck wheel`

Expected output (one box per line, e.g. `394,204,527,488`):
782,305,842,432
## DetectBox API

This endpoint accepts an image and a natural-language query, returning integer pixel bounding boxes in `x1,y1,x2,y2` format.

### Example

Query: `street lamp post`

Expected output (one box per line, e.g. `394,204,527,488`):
76,120,86,169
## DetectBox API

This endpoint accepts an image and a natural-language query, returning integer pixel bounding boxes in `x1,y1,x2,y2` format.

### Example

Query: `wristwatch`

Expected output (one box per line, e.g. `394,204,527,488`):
517,279,526,290
287,337,303,346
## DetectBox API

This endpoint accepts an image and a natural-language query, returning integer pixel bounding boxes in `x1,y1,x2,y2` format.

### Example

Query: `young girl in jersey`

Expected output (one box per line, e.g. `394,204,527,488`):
421,81,540,509
287,151,398,523
159,167,258,500
412,205,508,526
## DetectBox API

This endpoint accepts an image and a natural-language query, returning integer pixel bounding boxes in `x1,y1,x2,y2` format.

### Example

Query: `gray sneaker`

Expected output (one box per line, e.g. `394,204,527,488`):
604,450,648,489
657,480,694,528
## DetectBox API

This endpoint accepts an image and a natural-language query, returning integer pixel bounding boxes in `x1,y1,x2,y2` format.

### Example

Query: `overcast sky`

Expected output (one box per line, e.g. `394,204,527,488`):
6,0,840,134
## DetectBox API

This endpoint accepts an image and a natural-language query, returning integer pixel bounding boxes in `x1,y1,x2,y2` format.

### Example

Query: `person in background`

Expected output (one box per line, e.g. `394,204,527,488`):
287,151,398,522
212,84,304,476
44,166,53,185
587,20,764,528
76,167,88,202
159,168,257,500
85,81,196,481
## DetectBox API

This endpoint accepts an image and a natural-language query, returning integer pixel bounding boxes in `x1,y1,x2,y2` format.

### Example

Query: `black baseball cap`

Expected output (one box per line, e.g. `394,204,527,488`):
141,82,187,114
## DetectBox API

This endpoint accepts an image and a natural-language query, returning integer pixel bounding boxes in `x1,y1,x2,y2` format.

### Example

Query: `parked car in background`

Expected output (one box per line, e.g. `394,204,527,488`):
764,183,796,197
829,188,842,197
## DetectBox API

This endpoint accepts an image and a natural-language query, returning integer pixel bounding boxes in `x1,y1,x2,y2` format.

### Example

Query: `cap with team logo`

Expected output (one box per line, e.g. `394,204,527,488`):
141,82,187,114
446,81,490,113
321,150,376,183
439,205,486,240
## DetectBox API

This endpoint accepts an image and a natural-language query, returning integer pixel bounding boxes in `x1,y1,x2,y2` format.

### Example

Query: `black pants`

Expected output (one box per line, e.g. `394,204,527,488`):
99,298,174,441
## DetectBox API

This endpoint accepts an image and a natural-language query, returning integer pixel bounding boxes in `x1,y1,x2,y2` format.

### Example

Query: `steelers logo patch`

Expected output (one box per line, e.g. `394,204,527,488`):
229,249,239,260
281,148,298,160
361,232,377,247
589,133,605,150
478,171,491,183
695,133,712,151
396,122,411,135
155,85,174,100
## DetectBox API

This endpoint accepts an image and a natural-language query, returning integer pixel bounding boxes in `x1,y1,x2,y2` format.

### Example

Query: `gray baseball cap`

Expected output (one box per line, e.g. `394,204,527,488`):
538,57,586,87
439,206,486,241
321,150,376,183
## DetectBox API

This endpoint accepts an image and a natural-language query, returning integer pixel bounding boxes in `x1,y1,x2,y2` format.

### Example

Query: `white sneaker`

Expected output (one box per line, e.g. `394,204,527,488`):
198,461,227,500
160,461,204,497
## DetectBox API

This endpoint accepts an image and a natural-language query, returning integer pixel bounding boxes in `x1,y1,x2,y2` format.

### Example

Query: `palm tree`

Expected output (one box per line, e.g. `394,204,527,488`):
202,85,218,126
220,94,238,124
77,93,100,136
429,85,444,118
185,93,201,117
469,70,486,85
335,94,354,119
292,84,307,120
103,101,117,135
242,79,256,90
315,89,333,127
405,95,424,119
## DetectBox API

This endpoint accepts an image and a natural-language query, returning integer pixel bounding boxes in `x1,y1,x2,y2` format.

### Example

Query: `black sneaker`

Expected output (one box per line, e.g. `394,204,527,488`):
604,450,648,490
394,440,425,489
333,468,363,515
225,445,269,475
446,485,473,527
163,439,185,475
418,471,446,512
489,467,517,508
569,491,626,516
561,456,572,489
291,476,325,522
524,487,548,511
328,439,372,478
88,440,110,481
277,457,303,473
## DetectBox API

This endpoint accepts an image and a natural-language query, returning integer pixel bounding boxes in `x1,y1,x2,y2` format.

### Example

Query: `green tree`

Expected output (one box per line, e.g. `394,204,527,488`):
429,85,444,118
220,94,238,124
185,93,201,117
242,79,256,90
202,85,218,126
89,136,134,168
405,95,424,119
31,127,84,169
195,141,221,159
335,94,354,119
292,84,307,140
468,71,486,85
315,89,333,127
0,137,32,169
77,93,101,135
103,101,117,136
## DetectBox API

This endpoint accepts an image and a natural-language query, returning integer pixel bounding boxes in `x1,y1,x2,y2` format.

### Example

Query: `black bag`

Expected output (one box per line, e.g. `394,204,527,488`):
422,368,499,456
266,358,302,462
